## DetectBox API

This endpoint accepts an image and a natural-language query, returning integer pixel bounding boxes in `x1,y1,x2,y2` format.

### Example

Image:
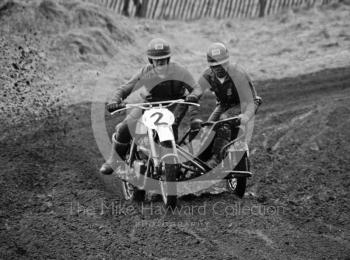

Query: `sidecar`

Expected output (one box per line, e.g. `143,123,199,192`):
176,120,252,198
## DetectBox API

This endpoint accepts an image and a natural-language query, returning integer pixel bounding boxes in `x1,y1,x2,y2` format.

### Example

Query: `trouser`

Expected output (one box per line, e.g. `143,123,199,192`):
208,104,240,161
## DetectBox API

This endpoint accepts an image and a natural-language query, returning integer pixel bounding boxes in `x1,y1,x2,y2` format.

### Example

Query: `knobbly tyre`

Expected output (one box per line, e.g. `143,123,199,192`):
108,99,253,208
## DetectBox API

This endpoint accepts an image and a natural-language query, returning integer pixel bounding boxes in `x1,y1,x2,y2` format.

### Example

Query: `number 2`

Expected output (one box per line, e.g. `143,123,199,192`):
151,112,167,126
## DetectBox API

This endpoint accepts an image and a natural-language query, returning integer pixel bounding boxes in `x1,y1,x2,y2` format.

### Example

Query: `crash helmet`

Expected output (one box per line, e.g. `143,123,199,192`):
206,42,229,66
147,38,171,62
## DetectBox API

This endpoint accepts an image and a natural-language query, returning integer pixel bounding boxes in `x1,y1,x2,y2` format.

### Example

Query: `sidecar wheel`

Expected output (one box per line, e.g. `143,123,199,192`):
160,164,178,209
227,153,249,198
227,177,247,198
122,181,145,202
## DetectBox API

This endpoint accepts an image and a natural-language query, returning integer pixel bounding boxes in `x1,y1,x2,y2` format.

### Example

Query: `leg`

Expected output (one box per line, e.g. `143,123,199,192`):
207,123,232,168
205,104,230,168
114,121,132,160
99,120,132,175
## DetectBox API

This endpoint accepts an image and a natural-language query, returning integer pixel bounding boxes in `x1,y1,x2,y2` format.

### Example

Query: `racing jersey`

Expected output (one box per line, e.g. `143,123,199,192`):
112,62,202,104
198,63,259,120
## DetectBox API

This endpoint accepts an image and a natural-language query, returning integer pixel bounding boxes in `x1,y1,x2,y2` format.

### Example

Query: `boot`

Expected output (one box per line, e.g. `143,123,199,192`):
207,155,221,169
99,140,129,175
207,136,229,169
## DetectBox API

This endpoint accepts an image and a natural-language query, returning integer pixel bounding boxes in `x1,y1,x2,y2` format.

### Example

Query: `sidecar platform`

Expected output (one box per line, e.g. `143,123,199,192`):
223,170,253,178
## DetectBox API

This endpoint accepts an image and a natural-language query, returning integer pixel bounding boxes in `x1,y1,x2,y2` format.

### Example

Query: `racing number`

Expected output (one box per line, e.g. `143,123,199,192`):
151,112,167,126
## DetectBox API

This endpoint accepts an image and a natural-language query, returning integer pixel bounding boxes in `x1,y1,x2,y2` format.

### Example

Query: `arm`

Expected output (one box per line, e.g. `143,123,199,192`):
177,68,204,122
182,69,203,100
227,65,259,123
242,79,260,121
111,69,143,103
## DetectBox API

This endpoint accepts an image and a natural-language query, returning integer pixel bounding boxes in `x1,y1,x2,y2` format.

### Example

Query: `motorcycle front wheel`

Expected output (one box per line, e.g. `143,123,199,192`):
122,181,146,202
160,164,178,209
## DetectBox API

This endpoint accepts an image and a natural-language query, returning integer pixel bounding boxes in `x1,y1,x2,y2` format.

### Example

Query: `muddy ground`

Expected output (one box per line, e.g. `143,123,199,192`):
1,0,350,259
1,66,349,259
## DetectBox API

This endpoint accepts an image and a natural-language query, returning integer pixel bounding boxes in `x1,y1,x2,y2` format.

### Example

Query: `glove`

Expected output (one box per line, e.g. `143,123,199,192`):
190,118,203,130
238,114,250,125
107,102,123,113
185,94,198,103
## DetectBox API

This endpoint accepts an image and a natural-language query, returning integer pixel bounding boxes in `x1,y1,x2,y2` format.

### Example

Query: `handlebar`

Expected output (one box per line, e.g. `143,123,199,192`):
201,116,241,128
110,99,200,115
177,116,245,146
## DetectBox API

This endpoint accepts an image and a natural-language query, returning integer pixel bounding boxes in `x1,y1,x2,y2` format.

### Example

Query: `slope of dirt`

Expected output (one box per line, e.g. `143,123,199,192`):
0,0,133,134
1,67,349,259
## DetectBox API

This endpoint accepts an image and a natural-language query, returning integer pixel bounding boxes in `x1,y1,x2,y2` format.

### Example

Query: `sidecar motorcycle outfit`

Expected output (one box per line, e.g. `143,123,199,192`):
198,42,262,168
100,38,203,175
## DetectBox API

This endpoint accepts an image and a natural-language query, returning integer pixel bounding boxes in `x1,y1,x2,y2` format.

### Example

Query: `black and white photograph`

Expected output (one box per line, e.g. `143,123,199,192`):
1,0,349,259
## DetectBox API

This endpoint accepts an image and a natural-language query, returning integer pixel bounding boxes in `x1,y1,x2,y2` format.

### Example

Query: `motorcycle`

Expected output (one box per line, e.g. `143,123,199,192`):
110,99,252,208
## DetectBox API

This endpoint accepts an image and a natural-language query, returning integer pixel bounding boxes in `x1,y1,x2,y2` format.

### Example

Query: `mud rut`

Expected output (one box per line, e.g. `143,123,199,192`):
1,67,349,259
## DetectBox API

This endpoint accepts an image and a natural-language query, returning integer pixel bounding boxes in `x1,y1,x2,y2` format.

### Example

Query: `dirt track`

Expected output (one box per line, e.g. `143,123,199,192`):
1,0,350,259
1,66,349,259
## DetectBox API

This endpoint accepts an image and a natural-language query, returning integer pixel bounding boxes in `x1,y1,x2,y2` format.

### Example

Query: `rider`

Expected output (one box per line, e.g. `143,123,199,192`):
100,38,202,175
197,42,262,168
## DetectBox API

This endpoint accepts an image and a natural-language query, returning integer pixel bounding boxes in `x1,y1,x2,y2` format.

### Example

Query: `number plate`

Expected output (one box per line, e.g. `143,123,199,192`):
157,125,174,142
142,108,175,129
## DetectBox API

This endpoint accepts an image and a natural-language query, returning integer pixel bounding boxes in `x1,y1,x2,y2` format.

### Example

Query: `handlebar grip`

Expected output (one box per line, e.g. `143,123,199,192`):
107,102,126,113
115,104,126,112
